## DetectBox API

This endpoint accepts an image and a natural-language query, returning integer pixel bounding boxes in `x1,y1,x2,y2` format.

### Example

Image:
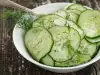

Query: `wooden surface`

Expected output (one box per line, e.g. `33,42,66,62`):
0,0,100,75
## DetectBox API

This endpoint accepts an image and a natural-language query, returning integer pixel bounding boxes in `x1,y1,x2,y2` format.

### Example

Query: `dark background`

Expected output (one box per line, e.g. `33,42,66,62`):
0,0,100,75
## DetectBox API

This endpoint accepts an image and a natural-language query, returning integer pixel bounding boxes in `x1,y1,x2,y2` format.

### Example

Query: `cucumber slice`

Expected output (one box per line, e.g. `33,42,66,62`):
68,4,87,12
49,26,80,62
65,9,81,15
41,55,54,66
49,26,70,61
49,26,69,42
53,17,66,26
54,10,68,18
32,14,66,29
25,27,53,61
97,42,100,49
69,27,81,50
55,52,91,67
78,10,100,38
67,20,85,39
85,36,100,43
32,15,45,28
55,10,79,23
97,42,100,47
67,12,78,23
78,39,97,57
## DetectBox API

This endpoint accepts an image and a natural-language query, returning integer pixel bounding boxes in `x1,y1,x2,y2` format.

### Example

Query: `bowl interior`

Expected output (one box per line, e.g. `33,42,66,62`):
13,3,100,70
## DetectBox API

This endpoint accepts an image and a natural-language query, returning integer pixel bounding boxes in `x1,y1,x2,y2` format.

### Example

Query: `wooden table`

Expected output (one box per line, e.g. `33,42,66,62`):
0,0,100,75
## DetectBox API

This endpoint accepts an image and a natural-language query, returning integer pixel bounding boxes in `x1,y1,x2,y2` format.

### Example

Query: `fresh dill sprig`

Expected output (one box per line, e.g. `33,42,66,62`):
17,13,37,31
3,8,25,22
3,8,36,32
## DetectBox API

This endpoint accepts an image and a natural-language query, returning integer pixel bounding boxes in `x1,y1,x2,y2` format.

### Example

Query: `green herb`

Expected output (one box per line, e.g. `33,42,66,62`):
3,8,25,22
3,8,36,31
17,13,37,31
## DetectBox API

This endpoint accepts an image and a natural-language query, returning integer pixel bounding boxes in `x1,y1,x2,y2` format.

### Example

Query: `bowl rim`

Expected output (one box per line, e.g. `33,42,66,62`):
13,2,100,70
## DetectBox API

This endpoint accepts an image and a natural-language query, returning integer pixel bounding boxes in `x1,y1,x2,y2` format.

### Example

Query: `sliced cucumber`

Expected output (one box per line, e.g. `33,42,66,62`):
32,15,46,28
53,17,66,26
85,36,100,43
78,10,100,38
55,52,91,67
49,26,69,42
97,42,100,49
69,27,81,50
49,26,70,61
65,9,81,15
67,20,85,39
55,60,71,67
67,12,78,23
97,42,100,47
49,26,80,62
41,55,54,66
78,39,97,57
55,10,79,23
25,27,53,61
68,4,87,12
32,14,66,29
54,10,68,19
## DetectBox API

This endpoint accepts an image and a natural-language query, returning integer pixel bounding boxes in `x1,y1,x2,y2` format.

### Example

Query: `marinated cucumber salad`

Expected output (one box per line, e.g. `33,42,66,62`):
25,4,100,67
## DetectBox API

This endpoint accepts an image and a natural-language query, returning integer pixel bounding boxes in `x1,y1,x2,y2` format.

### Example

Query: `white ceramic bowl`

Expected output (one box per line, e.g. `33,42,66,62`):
13,3,100,73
